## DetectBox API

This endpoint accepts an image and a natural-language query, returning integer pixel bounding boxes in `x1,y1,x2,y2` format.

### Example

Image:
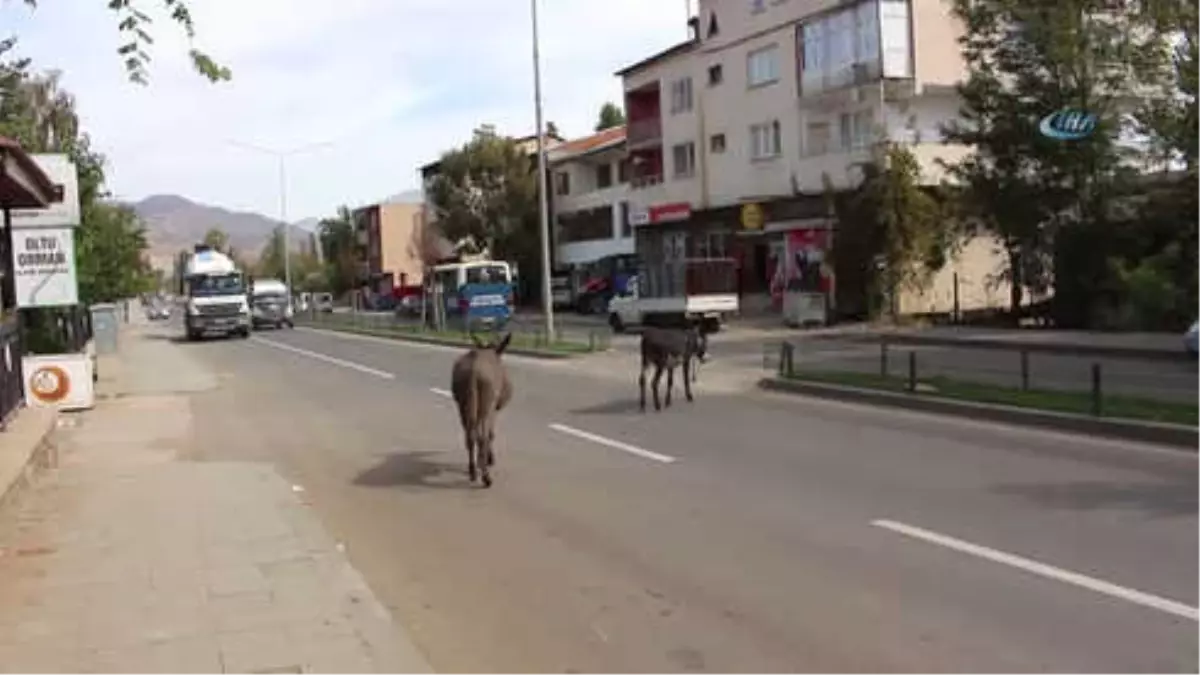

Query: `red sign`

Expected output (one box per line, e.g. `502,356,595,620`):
648,202,691,224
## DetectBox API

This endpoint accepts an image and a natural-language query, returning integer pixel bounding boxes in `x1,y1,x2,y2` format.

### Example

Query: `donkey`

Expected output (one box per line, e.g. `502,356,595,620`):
638,324,709,412
451,332,513,488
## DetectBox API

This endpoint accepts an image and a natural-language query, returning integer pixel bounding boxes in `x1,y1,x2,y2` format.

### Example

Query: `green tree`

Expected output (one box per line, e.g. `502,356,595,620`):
317,206,358,295
595,102,626,131
940,0,1178,326
20,0,229,84
75,203,154,303
202,227,230,252
826,144,952,319
426,127,541,292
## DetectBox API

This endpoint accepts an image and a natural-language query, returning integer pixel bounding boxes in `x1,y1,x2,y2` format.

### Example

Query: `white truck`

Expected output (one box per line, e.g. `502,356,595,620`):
248,278,294,330
607,258,739,334
180,245,251,340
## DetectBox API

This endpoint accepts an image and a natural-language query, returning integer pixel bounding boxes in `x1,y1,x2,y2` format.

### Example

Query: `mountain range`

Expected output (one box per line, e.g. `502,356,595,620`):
127,190,424,270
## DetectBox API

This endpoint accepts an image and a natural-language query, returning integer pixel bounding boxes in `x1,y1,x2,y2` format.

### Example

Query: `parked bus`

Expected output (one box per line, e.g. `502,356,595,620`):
425,259,515,330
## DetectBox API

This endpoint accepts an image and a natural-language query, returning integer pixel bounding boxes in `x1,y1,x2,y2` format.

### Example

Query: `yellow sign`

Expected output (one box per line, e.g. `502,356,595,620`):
29,365,70,403
740,203,764,231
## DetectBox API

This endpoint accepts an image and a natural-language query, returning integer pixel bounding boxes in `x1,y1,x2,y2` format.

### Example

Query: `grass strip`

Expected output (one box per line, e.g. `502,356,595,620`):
297,316,594,355
785,369,1198,427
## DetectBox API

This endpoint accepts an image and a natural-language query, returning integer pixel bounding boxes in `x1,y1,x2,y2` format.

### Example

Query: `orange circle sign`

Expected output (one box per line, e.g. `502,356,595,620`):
29,365,70,403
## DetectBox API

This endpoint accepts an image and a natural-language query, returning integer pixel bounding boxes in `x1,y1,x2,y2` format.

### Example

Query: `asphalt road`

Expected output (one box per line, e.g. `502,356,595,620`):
174,323,1198,672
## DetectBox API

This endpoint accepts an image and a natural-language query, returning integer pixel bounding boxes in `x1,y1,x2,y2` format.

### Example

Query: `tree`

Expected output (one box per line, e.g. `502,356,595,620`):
546,121,560,138
317,206,358,296
427,128,540,269
940,0,1179,326
826,144,952,319
75,203,154,303
202,227,229,252
20,0,229,84
595,102,626,131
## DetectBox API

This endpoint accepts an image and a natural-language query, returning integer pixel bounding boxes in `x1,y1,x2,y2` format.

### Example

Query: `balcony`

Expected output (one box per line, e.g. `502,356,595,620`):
630,173,664,190
626,118,663,149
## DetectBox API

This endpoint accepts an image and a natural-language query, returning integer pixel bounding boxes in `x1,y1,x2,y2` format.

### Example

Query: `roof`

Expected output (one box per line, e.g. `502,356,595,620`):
615,39,697,78
548,126,626,164
0,137,62,209
419,130,567,178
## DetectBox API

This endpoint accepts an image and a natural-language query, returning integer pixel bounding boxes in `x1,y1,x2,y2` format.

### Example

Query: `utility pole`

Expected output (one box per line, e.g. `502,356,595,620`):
530,0,555,342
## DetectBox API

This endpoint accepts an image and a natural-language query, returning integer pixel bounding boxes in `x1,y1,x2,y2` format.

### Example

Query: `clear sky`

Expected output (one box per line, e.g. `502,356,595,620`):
1,0,690,221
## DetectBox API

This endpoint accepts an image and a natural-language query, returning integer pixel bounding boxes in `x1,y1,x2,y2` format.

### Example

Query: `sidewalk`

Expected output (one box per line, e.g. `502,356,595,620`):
0,321,432,673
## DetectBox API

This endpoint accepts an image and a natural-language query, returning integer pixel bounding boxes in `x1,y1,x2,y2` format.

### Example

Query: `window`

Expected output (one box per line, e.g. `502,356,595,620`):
747,45,780,87
708,64,724,86
707,12,720,37
555,171,570,196
670,77,694,114
596,163,613,189
710,133,727,153
799,1,886,82
804,121,832,156
838,109,873,150
617,158,630,183
672,142,696,178
751,0,766,14
750,120,782,160
692,231,729,259
620,201,632,237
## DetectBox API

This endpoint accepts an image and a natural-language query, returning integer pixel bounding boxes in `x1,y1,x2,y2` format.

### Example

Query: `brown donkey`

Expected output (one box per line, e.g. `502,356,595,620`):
451,332,513,487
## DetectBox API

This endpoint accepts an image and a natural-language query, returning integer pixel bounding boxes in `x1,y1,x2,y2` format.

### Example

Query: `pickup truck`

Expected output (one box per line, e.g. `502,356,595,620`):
607,259,738,334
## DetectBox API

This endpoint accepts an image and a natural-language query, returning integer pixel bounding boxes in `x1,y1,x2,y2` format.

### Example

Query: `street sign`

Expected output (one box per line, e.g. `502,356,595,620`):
14,227,78,307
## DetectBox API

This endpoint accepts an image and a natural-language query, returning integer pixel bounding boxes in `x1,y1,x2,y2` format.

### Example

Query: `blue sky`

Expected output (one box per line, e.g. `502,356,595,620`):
1,0,689,221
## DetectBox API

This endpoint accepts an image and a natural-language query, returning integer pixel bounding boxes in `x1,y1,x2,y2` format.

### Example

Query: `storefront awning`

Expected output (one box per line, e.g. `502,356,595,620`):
735,217,832,236
0,137,62,210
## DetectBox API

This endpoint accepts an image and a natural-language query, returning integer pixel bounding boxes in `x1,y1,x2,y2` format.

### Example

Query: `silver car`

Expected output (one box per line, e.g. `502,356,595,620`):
1185,321,1198,356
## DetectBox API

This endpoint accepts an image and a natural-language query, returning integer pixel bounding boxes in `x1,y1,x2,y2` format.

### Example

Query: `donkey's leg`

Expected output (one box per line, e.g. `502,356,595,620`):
464,429,477,483
651,365,664,411
639,358,650,413
664,364,675,408
683,357,694,402
477,416,494,488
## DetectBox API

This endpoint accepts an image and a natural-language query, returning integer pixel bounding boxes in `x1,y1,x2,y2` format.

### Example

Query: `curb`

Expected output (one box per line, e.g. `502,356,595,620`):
0,406,60,514
758,377,1198,450
818,332,1193,363
296,323,588,360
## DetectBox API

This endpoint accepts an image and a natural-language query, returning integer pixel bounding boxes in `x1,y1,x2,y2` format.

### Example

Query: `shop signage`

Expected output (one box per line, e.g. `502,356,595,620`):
14,227,77,307
740,203,765,231
648,202,691,223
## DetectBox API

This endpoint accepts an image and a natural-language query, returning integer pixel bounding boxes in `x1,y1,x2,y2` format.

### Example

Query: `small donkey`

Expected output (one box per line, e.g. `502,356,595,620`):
451,332,513,488
638,325,709,412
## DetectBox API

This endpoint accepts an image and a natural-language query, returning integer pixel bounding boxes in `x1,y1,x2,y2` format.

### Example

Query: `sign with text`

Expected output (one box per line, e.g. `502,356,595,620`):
10,154,80,228
15,227,78,307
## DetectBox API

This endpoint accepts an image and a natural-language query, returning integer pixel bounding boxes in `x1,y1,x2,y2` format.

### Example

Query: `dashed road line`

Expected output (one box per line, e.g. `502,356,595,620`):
872,519,1199,622
430,387,453,399
549,423,677,464
251,337,395,379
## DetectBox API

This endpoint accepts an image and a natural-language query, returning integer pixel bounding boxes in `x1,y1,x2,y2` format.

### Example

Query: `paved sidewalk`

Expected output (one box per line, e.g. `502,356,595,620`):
0,324,431,673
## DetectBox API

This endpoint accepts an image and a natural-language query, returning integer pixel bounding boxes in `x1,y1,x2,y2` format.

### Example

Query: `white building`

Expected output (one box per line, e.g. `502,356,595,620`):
547,126,635,267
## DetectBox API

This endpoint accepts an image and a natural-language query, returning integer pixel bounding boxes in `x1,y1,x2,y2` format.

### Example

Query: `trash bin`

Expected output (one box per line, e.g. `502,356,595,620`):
90,303,120,355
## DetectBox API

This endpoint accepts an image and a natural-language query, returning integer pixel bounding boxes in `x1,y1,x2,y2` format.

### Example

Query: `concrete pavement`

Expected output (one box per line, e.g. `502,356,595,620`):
0,322,430,673
169,322,1195,672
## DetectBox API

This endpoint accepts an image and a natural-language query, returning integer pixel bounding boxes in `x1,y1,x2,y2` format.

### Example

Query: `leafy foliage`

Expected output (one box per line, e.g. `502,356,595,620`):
21,0,230,84
595,102,626,131
317,206,358,296
940,0,1189,327
826,144,954,319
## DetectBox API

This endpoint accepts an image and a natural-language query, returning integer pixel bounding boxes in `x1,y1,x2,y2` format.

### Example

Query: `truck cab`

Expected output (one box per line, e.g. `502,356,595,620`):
248,278,294,330
181,246,251,340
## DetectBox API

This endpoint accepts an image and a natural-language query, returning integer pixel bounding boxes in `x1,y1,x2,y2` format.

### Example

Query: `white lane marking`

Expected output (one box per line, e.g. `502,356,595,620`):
872,519,1199,622
251,337,395,380
549,423,677,464
430,387,453,398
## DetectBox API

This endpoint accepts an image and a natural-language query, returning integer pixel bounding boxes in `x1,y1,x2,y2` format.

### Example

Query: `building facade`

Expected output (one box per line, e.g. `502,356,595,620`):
351,201,428,294
618,0,1008,319
547,126,635,267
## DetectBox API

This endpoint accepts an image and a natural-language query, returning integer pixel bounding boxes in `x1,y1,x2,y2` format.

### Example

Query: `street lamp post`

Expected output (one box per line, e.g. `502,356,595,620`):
227,139,334,303
530,0,556,343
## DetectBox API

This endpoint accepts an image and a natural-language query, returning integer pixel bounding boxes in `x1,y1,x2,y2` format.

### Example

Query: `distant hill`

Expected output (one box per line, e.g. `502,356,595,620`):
127,194,317,269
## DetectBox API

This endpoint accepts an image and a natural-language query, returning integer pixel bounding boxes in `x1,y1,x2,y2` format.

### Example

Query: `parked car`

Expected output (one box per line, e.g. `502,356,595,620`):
313,293,334,313
1185,321,1198,356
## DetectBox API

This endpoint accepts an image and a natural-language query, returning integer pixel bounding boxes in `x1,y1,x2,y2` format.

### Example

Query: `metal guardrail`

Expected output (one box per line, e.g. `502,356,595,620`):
766,333,1198,419
299,309,614,352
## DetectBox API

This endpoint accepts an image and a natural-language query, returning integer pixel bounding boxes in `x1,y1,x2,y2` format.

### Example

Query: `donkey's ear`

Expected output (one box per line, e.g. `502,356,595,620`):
495,332,512,355
470,333,487,349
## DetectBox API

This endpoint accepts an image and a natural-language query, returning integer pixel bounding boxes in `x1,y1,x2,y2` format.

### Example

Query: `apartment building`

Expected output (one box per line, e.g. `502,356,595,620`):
547,125,635,267
618,0,1008,319
351,200,430,295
